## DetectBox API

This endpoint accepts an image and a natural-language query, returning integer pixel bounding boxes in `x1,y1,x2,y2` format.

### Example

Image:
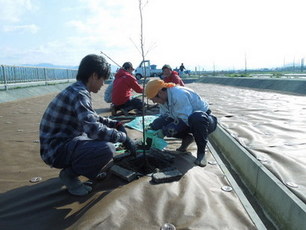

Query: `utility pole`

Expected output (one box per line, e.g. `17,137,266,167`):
293,57,295,72
244,53,247,75
301,58,304,73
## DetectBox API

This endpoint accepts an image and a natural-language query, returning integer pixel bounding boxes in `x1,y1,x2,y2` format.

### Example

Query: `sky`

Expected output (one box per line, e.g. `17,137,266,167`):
0,0,305,71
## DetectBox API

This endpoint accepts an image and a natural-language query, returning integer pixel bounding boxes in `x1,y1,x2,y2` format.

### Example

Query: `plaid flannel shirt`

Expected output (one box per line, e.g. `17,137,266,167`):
39,81,126,166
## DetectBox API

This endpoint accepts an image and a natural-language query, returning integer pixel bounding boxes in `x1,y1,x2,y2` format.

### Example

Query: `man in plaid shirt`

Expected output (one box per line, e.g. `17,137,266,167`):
39,54,136,196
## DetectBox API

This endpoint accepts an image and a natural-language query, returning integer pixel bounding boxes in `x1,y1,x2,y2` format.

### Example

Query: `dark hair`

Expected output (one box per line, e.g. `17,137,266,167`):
76,54,111,83
122,62,134,70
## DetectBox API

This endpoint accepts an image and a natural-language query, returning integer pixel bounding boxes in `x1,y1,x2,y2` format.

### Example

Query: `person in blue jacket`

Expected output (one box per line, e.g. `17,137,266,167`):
145,79,217,167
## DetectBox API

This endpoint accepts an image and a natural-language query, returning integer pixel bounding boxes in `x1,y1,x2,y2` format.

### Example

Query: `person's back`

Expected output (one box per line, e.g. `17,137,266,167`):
179,63,186,76
112,68,142,105
159,86,209,122
104,79,114,103
111,62,143,113
179,63,185,71
40,81,94,164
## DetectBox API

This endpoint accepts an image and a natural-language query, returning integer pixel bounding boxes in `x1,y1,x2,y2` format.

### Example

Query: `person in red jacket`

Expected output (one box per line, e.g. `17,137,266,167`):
162,64,185,86
111,62,144,115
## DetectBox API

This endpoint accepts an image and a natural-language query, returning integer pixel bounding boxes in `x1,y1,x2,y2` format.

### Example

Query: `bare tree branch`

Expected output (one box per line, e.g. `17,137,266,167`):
129,37,142,56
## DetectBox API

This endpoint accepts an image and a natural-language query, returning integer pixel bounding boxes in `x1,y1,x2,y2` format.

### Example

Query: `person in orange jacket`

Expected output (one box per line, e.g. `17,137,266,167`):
111,62,144,114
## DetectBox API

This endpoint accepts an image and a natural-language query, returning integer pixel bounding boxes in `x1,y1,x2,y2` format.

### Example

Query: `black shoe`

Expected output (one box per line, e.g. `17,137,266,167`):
59,169,91,196
194,153,207,167
110,104,117,116
95,172,107,181
135,109,143,115
120,108,129,116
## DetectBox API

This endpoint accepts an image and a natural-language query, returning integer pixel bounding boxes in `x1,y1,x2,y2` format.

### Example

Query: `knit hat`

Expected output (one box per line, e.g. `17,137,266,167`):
145,79,176,99
162,64,172,71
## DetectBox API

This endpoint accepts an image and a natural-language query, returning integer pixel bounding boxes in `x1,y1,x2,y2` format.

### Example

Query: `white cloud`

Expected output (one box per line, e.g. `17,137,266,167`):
0,0,37,22
63,0,142,65
3,24,39,33
0,0,305,70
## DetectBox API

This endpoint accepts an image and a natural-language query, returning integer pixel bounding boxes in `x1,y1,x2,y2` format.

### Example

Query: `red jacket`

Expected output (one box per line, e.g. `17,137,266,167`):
163,71,185,86
112,68,143,106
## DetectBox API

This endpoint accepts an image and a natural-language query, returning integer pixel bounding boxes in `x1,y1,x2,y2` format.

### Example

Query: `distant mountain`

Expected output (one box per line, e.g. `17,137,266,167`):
20,63,119,72
20,63,78,69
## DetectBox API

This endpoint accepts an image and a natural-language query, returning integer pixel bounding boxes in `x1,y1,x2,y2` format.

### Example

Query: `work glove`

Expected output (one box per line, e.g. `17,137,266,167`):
156,129,165,138
123,136,137,157
116,122,126,134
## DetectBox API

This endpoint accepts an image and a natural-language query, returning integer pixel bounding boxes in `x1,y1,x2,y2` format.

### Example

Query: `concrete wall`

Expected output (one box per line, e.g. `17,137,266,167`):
198,76,306,95
0,83,72,103
1,77,305,104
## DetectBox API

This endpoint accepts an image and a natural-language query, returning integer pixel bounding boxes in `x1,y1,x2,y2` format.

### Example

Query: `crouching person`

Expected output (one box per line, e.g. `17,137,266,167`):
39,54,136,196
111,62,144,115
144,79,217,167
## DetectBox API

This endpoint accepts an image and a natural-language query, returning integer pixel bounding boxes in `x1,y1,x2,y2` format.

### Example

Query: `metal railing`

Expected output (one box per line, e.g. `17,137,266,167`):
0,65,77,90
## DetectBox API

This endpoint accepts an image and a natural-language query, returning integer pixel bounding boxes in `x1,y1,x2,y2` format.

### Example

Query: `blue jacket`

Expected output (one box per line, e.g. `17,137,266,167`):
159,86,209,125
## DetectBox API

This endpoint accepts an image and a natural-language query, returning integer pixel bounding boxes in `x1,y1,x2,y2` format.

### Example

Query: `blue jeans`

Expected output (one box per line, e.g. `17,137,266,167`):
150,115,190,138
188,111,217,155
150,111,217,154
53,134,116,179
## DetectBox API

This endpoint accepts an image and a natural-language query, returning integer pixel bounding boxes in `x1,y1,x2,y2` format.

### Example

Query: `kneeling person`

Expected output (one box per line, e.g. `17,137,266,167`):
111,62,144,115
145,79,217,167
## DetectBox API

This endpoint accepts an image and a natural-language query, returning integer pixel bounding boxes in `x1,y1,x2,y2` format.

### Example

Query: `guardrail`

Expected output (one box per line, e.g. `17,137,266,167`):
0,65,77,90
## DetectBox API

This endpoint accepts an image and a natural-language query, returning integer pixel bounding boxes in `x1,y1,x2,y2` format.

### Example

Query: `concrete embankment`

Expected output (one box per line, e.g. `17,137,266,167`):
209,125,306,230
1,77,305,104
0,83,72,103
198,76,306,95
